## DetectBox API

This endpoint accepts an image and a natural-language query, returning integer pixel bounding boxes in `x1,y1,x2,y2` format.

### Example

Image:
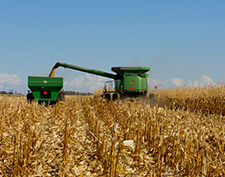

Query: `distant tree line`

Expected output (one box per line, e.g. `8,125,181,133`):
0,90,93,96
64,91,93,96
0,91,14,94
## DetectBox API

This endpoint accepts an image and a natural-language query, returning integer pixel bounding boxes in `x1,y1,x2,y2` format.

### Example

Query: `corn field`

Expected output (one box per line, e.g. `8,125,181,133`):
0,85,225,176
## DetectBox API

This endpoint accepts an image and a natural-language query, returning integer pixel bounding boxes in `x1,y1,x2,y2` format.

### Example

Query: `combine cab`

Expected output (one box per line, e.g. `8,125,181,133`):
27,76,64,104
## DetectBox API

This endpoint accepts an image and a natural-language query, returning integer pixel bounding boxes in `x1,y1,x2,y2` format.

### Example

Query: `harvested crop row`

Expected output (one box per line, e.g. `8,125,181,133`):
82,99,225,176
0,94,225,176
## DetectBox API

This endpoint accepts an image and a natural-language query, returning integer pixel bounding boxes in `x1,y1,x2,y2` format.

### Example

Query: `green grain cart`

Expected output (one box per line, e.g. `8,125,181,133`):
27,76,64,104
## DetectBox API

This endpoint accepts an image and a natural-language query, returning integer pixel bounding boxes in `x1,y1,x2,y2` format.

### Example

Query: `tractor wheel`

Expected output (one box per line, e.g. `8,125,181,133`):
113,93,119,101
57,93,65,101
104,93,111,101
27,93,34,103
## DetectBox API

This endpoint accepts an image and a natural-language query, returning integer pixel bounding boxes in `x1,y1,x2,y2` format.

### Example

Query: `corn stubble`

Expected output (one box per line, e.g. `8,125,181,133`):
0,86,225,176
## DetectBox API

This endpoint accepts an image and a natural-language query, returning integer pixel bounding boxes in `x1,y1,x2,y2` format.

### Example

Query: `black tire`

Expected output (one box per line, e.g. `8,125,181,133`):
113,93,119,101
27,93,34,103
104,93,111,101
57,93,65,101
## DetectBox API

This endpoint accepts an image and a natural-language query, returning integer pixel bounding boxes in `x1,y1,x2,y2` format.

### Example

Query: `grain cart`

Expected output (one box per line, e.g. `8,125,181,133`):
27,76,64,104
49,62,150,101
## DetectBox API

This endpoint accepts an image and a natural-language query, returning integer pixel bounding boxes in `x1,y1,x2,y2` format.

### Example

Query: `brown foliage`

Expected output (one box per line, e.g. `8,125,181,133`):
0,87,225,176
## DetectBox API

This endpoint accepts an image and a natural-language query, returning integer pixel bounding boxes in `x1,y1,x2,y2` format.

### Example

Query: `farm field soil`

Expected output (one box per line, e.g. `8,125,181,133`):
0,91,225,176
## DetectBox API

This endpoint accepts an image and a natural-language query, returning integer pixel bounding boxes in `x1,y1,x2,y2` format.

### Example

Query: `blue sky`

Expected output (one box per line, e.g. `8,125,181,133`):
1,1,225,93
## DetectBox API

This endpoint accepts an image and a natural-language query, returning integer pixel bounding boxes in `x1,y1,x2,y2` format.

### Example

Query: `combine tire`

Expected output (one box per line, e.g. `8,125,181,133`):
113,93,119,101
104,93,111,101
27,93,34,103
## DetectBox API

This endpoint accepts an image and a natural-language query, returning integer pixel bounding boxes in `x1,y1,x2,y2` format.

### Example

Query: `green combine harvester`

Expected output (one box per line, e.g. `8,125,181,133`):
27,62,152,103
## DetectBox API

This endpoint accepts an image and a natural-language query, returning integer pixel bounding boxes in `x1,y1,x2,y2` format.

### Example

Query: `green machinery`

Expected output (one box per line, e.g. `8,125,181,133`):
27,62,151,103
48,62,150,101
27,76,64,104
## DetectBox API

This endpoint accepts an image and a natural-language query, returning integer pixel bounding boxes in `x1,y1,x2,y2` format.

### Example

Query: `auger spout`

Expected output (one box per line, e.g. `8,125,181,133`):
49,62,120,79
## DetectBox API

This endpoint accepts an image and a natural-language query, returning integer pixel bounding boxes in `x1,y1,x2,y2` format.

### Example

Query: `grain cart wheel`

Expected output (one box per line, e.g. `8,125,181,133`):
27,93,34,103
57,93,65,102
